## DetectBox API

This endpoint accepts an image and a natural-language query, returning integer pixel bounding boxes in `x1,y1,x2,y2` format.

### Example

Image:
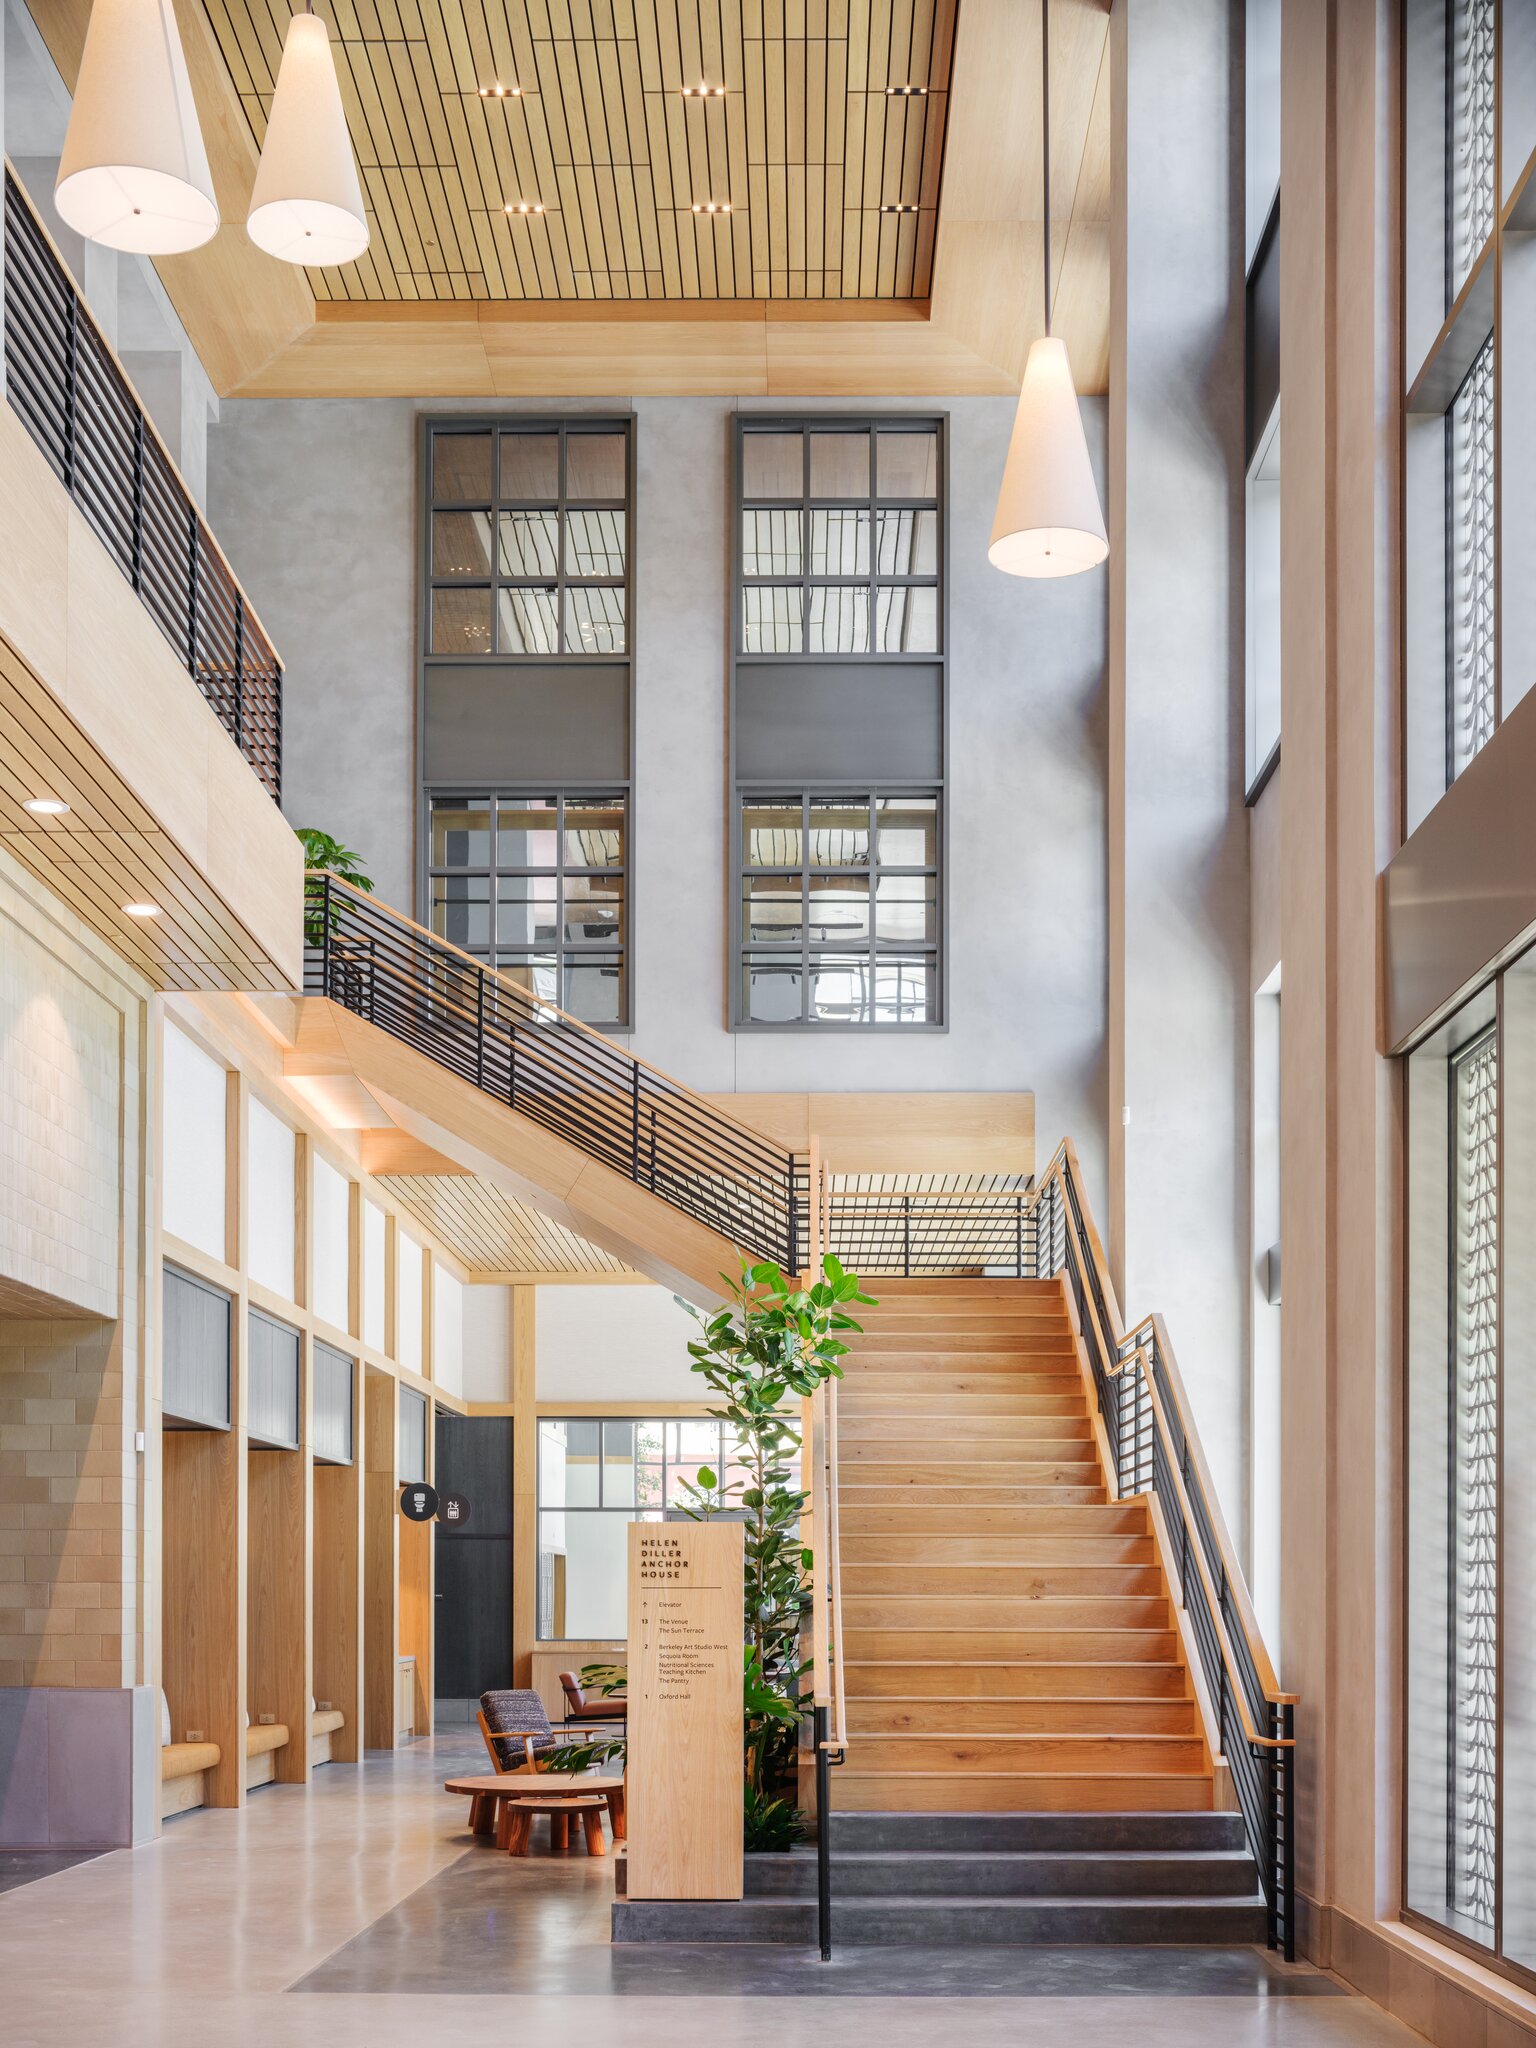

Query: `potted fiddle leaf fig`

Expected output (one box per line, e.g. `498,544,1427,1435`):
296,827,373,949
544,1252,873,1851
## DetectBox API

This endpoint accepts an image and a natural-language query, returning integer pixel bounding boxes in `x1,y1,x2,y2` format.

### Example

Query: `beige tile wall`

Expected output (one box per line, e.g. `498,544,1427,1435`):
0,847,150,1693
0,1317,130,1687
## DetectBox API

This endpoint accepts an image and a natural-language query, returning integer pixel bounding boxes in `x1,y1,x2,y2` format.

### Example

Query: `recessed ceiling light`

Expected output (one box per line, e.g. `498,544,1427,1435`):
504,201,545,215
123,901,161,918
885,84,928,96
23,796,70,816
690,200,733,215
478,82,523,98
880,203,921,215
679,82,727,97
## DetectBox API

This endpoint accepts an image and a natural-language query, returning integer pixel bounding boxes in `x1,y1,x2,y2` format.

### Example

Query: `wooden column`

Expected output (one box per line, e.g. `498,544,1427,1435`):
510,1287,537,1686
313,1351,364,1763
362,1365,399,1749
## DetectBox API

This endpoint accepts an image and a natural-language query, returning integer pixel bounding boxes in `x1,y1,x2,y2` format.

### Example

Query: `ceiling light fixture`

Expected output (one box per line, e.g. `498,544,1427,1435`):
690,200,732,215
880,203,920,215
55,0,219,253
23,797,71,817
247,8,369,266
679,82,727,97
504,200,545,215
478,82,523,97
987,0,1107,579
123,901,162,918
885,83,928,96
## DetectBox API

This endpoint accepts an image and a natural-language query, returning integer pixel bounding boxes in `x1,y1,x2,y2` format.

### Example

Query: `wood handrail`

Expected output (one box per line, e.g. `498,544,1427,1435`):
310,871,801,1176
1123,1344,1297,1743
1022,1144,1291,1722
803,1152,846,1753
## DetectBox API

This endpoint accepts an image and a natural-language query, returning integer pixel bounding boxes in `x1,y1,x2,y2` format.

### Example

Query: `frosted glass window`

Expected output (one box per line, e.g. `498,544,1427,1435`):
162,1024,226,1261
312,1155,350,1333
397,1232,424,1372
362,1201,386,1352
433,1264,464,1398
246,1099,296,1301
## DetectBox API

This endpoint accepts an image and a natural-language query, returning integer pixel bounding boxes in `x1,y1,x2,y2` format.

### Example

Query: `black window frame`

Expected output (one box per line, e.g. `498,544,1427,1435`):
423,417,633,662
423,784,630,1029
729,412,949,1031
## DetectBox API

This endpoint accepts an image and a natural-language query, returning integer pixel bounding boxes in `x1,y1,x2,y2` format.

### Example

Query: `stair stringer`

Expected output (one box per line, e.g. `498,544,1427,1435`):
283,996,745,1303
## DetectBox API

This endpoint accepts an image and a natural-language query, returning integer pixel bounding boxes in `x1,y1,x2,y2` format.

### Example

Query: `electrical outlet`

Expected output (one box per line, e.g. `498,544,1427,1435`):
258,1712,275,1725
186,1729,205,1743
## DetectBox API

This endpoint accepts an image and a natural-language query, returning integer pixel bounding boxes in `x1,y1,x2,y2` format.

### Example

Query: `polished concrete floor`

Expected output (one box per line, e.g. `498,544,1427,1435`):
0,1734,1430,2047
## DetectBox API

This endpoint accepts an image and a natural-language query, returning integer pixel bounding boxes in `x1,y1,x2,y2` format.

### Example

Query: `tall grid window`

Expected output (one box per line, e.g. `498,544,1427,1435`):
739,423,941,655
427,421,628,657
428,791,626,1026
536,1418,757,1639
739,792,939,1026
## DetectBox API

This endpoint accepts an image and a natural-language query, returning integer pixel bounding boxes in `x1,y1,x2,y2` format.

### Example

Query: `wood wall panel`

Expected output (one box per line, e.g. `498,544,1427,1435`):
313,1457,364,1761
362,1365,400,1748
162,1427,244,1807
246,1445,311,1784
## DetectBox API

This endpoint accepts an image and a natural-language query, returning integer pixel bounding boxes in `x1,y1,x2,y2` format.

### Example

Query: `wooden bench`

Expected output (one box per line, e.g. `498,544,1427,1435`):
159,1740,220,1820
244,1721,290,1791
310,1707,345,1766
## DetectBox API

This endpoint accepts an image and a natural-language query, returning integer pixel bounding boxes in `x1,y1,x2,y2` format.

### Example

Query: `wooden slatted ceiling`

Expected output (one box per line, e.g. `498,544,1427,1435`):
375,1170,635,1276
198,0,956,303
0,634,292,992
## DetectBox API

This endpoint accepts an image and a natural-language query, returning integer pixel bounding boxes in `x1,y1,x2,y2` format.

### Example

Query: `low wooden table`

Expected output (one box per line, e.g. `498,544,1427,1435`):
444,1772,627,1856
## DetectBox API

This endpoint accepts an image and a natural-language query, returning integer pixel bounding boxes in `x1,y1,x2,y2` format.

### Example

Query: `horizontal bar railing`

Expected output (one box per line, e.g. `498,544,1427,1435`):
825,1186,1039,1276
307,874,803,1269
2,166,282,801
1026,1142,1298,1959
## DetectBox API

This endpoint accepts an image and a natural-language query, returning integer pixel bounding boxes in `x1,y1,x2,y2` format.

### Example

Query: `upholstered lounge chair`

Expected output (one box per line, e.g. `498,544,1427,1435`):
477,1687,563,1775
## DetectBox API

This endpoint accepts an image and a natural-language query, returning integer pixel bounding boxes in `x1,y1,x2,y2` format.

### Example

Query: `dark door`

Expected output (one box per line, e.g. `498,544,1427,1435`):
434,1413,514,1699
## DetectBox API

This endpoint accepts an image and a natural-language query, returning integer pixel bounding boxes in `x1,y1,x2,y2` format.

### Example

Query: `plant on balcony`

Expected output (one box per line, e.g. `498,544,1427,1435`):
296,827,373,948
549,1253,873,1852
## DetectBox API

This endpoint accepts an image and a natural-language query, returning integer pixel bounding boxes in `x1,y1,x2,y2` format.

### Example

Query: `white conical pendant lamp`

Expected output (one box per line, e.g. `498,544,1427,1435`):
247,8,368,266
988,0,1107,579
55,0,219,255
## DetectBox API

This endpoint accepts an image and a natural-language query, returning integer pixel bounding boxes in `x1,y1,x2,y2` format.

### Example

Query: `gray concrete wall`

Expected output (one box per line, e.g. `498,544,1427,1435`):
208,393,1112,1200
1109,0,1251,1531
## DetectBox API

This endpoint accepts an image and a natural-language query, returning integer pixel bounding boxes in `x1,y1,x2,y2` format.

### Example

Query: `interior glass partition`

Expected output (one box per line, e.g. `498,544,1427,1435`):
536,1417,758,1639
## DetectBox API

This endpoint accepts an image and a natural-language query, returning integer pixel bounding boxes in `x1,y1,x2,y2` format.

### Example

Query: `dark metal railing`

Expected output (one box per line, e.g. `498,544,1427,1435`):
307,875,802,1269
825,1187,1038,1277
2,170,282,801
1030,1147,1297,1958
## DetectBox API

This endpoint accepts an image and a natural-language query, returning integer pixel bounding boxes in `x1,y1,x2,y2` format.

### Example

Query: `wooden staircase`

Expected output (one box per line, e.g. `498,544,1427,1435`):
834,1277,1216,1815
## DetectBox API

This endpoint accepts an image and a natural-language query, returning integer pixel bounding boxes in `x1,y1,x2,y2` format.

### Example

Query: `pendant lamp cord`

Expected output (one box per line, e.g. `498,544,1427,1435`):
1041,0,1052,336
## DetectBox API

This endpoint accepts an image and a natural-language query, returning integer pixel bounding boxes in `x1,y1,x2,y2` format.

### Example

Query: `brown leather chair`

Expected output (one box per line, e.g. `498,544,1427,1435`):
558,1670,627,1729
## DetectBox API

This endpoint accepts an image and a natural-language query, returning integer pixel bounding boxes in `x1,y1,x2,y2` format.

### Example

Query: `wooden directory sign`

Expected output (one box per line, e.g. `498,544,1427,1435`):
624,1520,744,1900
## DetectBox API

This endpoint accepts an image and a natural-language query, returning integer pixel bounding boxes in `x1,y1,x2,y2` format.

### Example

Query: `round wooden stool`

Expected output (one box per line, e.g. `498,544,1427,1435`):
499,1792,609,1857
444,1771,626,1849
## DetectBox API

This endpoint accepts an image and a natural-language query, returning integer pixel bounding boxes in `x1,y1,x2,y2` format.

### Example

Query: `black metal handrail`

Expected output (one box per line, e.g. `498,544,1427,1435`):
1029,1148,1297,1958
2,169,282,802
307,875,803,1270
